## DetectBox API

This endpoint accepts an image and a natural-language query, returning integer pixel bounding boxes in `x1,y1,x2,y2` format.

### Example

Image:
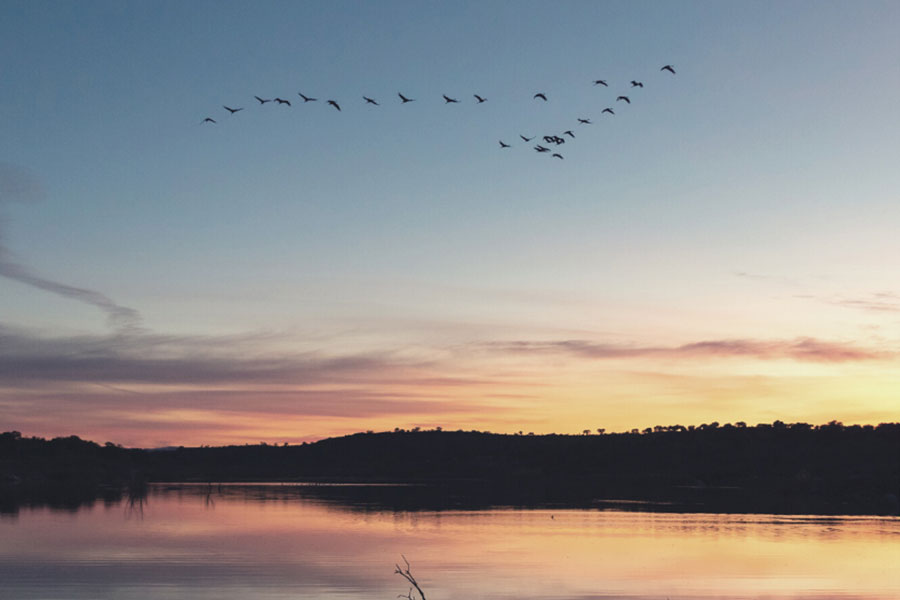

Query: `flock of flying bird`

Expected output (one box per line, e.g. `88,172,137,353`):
201,64,677,161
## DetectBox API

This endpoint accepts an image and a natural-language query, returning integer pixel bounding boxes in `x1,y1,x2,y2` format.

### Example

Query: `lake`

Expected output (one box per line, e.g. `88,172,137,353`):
1,483,898,599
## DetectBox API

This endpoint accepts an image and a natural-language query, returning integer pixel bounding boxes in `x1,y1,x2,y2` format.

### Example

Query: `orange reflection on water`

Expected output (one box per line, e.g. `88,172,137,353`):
1,485,898,599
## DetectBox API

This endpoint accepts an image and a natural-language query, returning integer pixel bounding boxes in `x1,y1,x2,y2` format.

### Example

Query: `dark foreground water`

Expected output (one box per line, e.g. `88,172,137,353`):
1,483,898,599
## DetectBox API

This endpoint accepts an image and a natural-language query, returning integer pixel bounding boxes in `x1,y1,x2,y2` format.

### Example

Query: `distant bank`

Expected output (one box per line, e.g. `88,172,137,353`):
2,422,898,515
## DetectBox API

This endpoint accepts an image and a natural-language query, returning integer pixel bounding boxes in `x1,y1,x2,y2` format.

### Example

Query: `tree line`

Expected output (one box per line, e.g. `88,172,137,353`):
2,421,898,515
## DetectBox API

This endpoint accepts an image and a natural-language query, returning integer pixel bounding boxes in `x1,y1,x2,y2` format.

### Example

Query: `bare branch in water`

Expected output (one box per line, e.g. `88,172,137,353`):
394,555,426,600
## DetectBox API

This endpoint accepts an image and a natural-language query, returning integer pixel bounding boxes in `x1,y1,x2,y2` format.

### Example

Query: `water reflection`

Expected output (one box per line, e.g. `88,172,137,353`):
0,483,898,599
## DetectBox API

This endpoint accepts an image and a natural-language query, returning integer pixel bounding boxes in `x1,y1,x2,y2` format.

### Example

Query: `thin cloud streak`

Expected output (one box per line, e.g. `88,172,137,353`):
0,325,491,387
733,270,804,288
805,292,900,314
0,163,142,332
0,324,513,444
0,256,142,331
0,389,486,419
487,337,888,363
735,269,900,316
2,325,889,390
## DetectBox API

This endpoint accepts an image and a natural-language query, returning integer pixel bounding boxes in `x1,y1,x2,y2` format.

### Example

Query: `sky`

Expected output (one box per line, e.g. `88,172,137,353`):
1,0,899,447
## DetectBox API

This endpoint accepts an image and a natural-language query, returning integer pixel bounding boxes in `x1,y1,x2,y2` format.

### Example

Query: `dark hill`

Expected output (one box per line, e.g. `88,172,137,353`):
2,422,898,515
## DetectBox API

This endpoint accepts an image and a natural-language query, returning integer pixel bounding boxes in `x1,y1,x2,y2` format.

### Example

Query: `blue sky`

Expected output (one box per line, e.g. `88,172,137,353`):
2,1,900,445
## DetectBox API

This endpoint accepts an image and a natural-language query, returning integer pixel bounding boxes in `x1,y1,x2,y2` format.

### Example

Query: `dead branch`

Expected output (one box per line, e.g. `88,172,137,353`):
394,555,426,600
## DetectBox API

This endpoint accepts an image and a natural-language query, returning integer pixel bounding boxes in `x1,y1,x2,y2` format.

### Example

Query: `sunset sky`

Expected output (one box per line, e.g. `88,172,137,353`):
2,1,899,447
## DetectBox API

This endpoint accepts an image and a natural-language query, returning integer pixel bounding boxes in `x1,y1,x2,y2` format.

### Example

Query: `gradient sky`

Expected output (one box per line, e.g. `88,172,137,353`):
2,0,899,447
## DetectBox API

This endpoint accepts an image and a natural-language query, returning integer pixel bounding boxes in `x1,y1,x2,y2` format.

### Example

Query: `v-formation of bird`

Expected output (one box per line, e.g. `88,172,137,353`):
202,65,677,161
496,65,674,160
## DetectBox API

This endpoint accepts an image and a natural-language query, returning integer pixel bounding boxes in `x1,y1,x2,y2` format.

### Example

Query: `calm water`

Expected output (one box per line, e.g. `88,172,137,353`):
1,484,898,600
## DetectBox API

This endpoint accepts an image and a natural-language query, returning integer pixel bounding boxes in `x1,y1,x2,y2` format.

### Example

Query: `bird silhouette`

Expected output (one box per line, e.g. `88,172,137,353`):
201,64,681,150
552,153,564,160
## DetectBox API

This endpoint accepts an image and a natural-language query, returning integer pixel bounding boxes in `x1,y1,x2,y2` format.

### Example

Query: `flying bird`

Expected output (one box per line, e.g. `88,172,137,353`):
327,100,341,111
533,92,548,101
274,98,291,106
602,108,615,115
443,94,459,103
474,94,487,103
661,65,676,74
563,130,574,138
499,140,511,148
593,80,608,86
363,96,379,105
202,117,216,123
577,118,592,124
630,81,644,88
223,106,243,114
552,153,564,160
617,96,630,103
534,145,550,153
520,134,535,142
398,92,415,103
298,93,317,102
254,96,271,104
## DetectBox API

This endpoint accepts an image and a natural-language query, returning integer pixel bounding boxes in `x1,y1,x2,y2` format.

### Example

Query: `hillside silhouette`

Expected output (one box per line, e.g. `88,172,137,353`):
2,422,898,515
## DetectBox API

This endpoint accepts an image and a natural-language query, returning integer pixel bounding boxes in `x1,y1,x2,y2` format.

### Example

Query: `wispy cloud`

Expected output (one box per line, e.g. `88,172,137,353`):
733,270,803,287
2,323,894,445
0,258,142,330
0,324,411,385
0,388,487,422
0,163,141,332
813,292,900,314
486,337,888,363
0,324,518,392
735,269,900,318
0,323,512,443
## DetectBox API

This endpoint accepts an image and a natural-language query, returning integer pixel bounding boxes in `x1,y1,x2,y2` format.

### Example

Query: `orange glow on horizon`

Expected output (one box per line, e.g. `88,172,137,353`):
7,352,900,447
